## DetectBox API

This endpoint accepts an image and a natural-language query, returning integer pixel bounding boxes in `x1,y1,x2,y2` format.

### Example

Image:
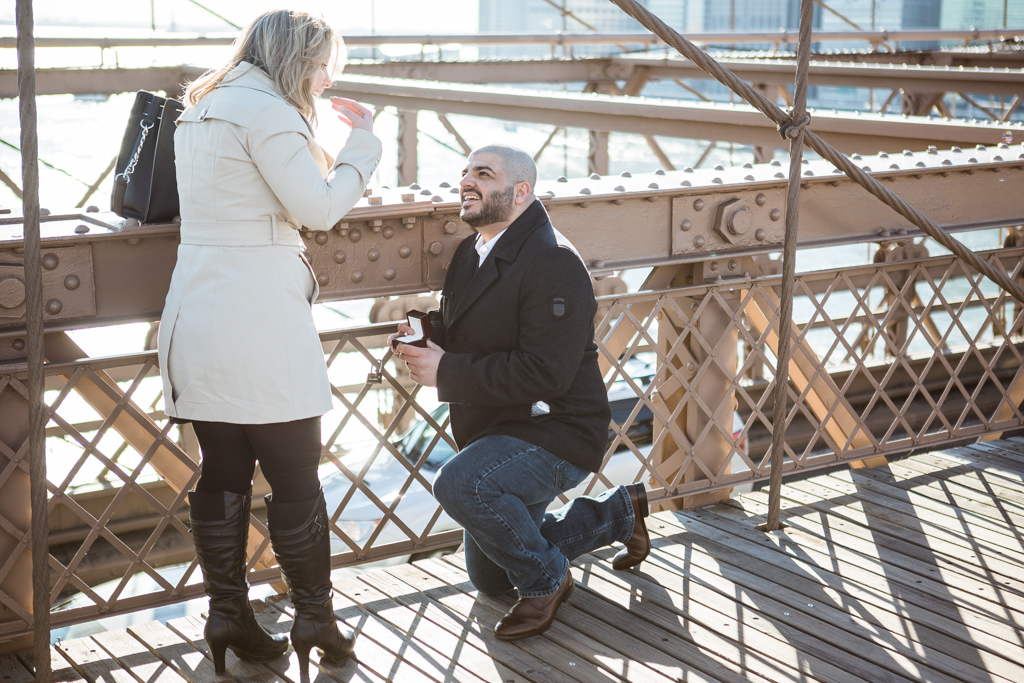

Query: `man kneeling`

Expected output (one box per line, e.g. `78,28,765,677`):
394,145,651,640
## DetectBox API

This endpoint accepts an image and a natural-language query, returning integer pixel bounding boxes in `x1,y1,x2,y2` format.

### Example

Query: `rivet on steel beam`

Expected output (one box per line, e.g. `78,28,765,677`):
64,275,80,290
803,170,814,176
755,229,766,241
383,226,395,239
612,198,625,205
429,242,444,255
952,146,962,152
728,260,738,271
351,271,364,283
712,178,723,184
590,173,601,180
439,182,451,188
756,194,767,206
993,155,1004,162
770,160,781,167
655,169,666,175
904,150,913,156
977,145,987,151
580,188,592,194
851,154,862,160
861,166,872,172
745,175,755,181
124,218,140,227
12,339,24,351
317,273,329,286
680,180,691,186
710,261,720,272
315,231,329,245
683,167,694,173
349,228,362,243
450,187,460,194
399,246,412,258
45,299,63,315
432,195,443,202
369,196,383,205
693,199,705,211
557,176,568,182
915,161,926,168
890,164,900,169
75,224,90,234
420,189,432,196
648,183,659,189
774,172,785,178
743,163,753,169
621,171,632,177
941,159,952,166
41,253,59,270
714,165,725,171
367,249,380,262
333,251,346,264
693,235,705,248
384,268,397,281
968,158,978,163
86,206,99,213
613,185,625,192
999,143,1010,149
680,219,691,231
39,208,50,216
410,183,421,190
879,152,889,158
770,209,782,221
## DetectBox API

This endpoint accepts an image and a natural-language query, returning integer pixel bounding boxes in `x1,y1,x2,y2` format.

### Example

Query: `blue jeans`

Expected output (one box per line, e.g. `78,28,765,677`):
432,435,635,598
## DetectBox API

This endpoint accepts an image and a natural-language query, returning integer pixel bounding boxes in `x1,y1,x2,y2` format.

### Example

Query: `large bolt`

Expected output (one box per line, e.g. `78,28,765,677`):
0,276,26,309
429,241,444,256
727,206,751,235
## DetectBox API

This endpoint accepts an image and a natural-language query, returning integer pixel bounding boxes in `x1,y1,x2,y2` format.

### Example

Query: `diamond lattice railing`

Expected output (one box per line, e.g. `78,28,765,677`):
0,245,1022,637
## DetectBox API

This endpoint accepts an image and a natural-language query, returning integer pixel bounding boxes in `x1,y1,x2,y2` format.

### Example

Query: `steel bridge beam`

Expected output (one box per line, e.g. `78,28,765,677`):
0,143,1022,354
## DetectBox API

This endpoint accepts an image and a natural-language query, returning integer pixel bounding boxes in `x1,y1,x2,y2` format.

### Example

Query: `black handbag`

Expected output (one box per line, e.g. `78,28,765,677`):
111,90,184,224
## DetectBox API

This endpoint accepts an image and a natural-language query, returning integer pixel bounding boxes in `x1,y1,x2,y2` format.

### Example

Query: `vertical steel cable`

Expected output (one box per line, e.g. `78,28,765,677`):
15,1,49,679
766,0,815,532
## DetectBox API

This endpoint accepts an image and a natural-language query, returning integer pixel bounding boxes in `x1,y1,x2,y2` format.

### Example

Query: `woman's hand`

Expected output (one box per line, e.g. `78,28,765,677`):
331,97,374,132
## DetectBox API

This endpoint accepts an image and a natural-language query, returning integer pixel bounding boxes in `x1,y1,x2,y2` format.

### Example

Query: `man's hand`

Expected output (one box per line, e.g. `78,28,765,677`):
387,322,414,349
399,340,444,387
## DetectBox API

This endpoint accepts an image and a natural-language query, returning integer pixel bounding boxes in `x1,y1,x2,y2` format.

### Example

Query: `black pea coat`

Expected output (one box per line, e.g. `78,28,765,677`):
430,200,611,473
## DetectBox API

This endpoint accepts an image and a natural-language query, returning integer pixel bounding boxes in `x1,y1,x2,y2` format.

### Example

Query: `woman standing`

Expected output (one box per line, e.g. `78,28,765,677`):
157,10,381,676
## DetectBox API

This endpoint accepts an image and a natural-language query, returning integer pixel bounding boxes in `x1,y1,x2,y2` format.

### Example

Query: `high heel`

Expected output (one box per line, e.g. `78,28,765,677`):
267,489,355,678
189,489,289,674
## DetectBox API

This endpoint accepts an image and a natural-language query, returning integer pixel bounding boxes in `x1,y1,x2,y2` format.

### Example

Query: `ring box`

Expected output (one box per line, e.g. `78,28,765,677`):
391,309,433,349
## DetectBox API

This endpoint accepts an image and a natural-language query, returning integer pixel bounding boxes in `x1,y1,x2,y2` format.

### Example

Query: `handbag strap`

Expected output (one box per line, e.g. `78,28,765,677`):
116,96,162,185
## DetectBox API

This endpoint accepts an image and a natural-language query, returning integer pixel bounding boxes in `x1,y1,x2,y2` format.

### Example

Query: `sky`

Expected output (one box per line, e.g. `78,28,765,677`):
0,0,480,35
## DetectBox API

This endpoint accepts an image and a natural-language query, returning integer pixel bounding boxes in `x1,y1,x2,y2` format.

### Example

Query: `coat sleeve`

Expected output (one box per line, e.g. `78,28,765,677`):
247,111,382,231
436,246,596,406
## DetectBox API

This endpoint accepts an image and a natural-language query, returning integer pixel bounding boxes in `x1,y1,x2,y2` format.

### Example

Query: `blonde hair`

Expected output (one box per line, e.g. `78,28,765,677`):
184,10,341,125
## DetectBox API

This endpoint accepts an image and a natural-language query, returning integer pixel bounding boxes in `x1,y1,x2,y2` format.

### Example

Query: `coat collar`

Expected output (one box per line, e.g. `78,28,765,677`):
446,199,549,328
217,62,315,135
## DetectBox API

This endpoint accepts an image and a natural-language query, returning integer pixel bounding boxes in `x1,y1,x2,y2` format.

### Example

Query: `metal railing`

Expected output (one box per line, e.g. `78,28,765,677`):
0,232,1022,637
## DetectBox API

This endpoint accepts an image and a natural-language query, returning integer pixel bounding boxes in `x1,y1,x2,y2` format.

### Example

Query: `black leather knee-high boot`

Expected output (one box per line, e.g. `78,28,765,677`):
266,488,354,677
189,489,289,674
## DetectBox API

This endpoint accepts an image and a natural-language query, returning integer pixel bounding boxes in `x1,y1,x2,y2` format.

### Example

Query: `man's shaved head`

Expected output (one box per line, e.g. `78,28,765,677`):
471,145,537,191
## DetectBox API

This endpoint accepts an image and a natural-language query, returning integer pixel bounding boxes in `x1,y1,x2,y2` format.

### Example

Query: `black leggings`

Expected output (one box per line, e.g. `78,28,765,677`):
191,417,323,503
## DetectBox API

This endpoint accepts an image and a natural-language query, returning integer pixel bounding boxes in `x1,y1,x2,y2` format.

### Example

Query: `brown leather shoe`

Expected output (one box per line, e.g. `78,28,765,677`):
611,483,650,570
493,571,575,641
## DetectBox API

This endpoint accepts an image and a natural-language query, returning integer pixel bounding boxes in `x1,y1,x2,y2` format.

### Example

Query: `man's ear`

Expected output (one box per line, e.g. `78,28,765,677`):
514,181,532,205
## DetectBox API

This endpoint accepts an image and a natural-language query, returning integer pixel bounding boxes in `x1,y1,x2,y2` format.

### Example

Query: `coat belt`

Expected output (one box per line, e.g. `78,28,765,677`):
179,215,302,247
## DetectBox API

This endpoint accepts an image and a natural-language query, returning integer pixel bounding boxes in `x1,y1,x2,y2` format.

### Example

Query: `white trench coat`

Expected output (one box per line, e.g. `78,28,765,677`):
158,62,382,424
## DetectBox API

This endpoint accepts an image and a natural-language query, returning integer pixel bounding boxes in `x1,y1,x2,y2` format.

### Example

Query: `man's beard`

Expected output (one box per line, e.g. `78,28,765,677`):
461,185,516,229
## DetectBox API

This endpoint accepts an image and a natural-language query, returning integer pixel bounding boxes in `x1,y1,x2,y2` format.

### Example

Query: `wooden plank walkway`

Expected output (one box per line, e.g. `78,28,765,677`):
13,438,1024,682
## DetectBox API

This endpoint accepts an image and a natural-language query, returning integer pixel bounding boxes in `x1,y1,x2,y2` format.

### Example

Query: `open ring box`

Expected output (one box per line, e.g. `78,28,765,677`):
391,309,433,350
